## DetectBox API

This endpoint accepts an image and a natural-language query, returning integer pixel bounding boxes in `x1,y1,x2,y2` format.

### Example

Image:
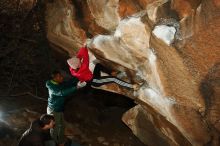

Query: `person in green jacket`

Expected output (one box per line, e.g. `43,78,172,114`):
46,70,86,146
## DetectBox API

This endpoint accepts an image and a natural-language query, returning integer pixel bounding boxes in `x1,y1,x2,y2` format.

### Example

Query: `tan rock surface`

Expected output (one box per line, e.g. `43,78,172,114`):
46,0,86,55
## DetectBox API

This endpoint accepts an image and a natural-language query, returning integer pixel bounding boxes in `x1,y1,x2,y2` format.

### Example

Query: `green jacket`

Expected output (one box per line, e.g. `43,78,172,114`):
46,78,78,112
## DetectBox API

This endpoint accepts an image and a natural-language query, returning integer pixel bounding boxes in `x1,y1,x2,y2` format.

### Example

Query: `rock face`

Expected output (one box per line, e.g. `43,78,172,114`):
45,0,220,145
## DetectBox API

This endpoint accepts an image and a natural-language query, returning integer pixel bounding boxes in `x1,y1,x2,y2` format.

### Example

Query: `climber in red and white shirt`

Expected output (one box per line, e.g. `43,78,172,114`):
67,42,139,90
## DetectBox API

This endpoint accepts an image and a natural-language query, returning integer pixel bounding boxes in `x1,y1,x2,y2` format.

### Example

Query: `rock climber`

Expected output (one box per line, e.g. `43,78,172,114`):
67,40,139,90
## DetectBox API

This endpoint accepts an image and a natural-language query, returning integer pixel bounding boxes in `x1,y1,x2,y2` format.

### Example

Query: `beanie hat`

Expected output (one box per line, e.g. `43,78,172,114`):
67,57,80,69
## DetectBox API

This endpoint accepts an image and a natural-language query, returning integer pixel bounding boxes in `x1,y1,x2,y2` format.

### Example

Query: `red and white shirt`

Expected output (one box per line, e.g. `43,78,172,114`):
69,47,93,82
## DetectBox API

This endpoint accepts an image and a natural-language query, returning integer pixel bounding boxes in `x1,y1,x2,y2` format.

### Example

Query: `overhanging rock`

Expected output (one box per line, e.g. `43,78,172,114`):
45,0,220,145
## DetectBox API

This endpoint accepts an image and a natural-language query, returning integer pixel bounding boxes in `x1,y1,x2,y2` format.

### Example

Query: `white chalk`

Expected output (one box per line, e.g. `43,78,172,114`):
153,25,176,45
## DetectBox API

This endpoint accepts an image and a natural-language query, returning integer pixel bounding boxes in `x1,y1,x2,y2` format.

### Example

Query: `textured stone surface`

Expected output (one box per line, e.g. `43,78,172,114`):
46,0,86,55
122,104,193,146
87,0,120,31
45,0,220,145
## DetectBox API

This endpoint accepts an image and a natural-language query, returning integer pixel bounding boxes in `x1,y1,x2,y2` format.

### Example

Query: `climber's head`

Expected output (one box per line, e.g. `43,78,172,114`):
67,57,81,70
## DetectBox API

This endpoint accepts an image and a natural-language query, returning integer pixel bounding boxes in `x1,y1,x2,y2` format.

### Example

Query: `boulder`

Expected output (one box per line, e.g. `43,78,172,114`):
45,0,220,145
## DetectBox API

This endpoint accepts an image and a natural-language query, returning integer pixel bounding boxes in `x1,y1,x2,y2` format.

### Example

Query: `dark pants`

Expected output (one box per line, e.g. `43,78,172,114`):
88,63,133,89
47,107,65,145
